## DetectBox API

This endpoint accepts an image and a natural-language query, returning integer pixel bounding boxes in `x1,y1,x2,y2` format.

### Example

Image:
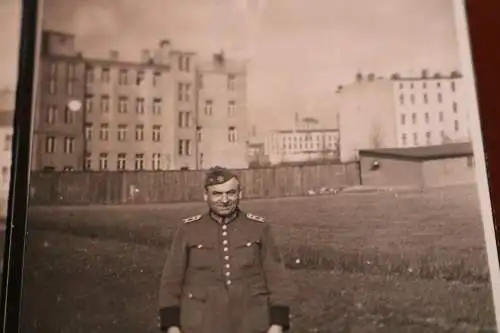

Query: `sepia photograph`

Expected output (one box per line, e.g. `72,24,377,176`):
9,0,500,332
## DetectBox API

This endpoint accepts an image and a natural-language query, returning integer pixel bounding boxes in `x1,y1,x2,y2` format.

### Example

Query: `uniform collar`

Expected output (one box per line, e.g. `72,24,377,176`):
209,208,240,225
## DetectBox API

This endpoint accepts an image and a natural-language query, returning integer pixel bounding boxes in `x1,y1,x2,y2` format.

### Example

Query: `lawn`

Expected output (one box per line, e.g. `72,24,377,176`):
19,184,497,332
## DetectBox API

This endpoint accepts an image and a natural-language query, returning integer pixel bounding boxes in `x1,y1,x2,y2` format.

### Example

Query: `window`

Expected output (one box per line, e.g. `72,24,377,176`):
401,133,407,146
68,62,75,79
152,153,161,170
425,132,431,144
45,136,55,153
136,98,145,114
118,96,128,113
101,95,110,113
100,124,109,141
134,153,145,170
46,106,57,124
411,113,416,125
178,139,191,156
85,95,93,113
451,81,456,92
153,72,161,87
136,70,145,85
196,126,202,142
85,123,92,141
423,93,428,104
204,100,213,115
399,94,404,105
453,102,458,113
49,79,57,95
84,152,92,170
64,137,74,154
85,67,94,83
1,166,9,185
153,98,162,114
437,81,441,88
413,133,418,145
178,55,190,72
467,156,474,168
424,112,429,124
99,153,108,170
178,111,191,128
49,62,58,77
117,153,126,170
152,125,161,142
439,111,444,122
228,126,237,142
410,83,414,89
4,134,12,151
228,101,236,116
227,74,236,90
135,124,144,141
66,80,74,96
64,107,73,124
117,124,128,141
422,82,427,89
437,93,443,103
198,74,204,89
400,114,406,125
178,83,191,102
101,68,110,83
454,120,459,131
410,94,415,104
119,69,128,85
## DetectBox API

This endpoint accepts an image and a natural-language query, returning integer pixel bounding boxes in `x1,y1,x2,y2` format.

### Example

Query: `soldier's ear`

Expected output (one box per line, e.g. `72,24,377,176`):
203,191,208,201
238,189,243,200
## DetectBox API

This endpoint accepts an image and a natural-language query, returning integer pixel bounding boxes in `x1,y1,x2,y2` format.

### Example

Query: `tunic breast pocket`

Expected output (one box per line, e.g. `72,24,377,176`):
188,242,216,270
233,239,261,268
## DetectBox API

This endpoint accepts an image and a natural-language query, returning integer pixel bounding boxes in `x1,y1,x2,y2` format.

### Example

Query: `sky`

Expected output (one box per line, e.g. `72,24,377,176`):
0,0,463,132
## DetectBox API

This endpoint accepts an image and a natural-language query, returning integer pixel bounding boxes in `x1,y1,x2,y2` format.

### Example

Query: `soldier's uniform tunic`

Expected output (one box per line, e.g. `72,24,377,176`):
158,209,294,333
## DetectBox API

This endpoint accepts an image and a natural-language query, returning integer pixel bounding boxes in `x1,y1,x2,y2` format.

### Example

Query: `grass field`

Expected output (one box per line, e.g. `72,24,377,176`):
19,184,497,333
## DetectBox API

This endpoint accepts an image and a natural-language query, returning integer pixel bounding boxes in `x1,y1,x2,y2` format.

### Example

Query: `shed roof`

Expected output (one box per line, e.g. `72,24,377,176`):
359,142,473,161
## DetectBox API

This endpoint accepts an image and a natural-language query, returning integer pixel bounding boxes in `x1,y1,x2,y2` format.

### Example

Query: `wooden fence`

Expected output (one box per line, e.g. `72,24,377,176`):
28,162,360,206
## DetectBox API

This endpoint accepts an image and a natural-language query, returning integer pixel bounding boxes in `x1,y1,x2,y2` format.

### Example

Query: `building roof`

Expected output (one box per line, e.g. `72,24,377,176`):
0,111,13,127
274,128,339,134
359,142,473,161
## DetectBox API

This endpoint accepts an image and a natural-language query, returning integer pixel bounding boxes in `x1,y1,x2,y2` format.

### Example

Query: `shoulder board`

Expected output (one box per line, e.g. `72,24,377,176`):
183,214,203,224
246,213,265,223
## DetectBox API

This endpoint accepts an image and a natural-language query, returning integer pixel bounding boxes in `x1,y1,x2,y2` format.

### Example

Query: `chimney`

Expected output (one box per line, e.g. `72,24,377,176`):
213,50,225,65
109,50,119,61
141,49,151,63
154,39,171,65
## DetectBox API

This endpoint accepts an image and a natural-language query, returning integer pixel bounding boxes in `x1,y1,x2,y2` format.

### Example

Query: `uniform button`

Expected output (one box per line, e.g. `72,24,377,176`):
222,225,227,230
224,256,229,260
223,247,228,252
225,272,231,276
246,242,252,247
197,244,203,248
223,240,228,245
188,293,193,299
225,264,230,268
222,232,227,236
226,280,232,285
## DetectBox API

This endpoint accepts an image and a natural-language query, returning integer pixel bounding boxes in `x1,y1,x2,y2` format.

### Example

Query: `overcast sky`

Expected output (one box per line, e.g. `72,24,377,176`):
0,0,464,132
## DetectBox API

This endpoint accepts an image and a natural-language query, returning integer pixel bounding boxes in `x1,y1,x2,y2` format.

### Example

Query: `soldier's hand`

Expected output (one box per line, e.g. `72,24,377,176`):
166,326,182,333
267,325,283,333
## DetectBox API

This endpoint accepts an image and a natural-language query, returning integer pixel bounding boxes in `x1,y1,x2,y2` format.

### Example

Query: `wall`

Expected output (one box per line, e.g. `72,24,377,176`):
28,163,360,206
359,155,422,189
422,156,475,187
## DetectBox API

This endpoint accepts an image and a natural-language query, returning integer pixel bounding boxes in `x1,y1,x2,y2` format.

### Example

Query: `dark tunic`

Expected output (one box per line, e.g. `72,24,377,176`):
158,209,295,333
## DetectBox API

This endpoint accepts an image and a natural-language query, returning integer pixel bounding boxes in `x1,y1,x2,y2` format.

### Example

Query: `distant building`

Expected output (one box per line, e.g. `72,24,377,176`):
264,128,339,165
359,142,475,189
196,51,249,169
0,111,13,218
337,72,469,162
0,89,15,111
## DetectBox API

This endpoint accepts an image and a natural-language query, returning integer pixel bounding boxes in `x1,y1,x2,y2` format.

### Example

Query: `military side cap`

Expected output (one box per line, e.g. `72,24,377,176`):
204,166,236,188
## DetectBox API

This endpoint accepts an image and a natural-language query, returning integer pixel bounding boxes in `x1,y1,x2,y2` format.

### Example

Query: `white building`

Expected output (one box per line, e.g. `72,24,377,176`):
337,71,469,162
0,111,13,219
264,128,339,165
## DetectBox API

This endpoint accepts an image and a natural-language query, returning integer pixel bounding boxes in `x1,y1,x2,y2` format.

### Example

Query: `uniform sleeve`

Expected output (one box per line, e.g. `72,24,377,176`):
260,223,296,331
158,224,188,331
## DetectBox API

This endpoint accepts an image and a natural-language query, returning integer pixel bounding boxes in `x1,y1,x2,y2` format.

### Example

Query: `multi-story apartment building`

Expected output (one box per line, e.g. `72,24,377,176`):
0,111,13,218
195,52,249,169
32,30,87,171
337,72,469,162
34,30,249,171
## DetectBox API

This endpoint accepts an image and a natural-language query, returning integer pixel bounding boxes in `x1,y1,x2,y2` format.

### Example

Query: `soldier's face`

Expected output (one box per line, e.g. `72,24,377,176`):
204,177,242,216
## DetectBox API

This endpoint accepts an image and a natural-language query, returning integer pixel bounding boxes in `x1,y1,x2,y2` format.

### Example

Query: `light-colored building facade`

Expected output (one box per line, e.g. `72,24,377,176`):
337,72,469,162
0,111,13,218
264,128,340,165
195,52,249,169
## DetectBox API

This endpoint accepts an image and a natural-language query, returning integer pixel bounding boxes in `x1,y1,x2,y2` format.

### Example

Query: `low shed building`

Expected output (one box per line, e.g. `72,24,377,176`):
359,142,475,189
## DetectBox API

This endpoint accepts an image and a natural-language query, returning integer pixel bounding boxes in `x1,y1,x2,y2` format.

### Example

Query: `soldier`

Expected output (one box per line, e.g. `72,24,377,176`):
158,166,295,333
